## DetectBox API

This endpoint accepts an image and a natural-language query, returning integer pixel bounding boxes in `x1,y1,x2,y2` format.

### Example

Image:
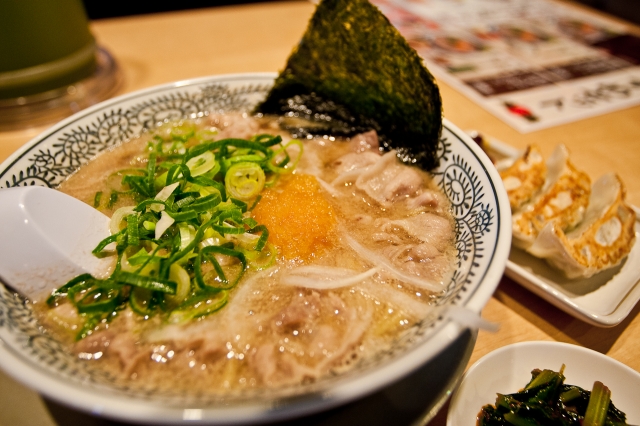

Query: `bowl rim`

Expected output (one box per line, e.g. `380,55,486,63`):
0,72,512,424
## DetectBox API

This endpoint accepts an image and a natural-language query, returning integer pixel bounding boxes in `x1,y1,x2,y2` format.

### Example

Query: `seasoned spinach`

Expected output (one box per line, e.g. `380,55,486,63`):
478,366,629,426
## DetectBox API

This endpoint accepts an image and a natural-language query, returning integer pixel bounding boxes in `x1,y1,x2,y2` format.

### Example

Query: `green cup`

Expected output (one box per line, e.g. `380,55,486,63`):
0,0,97,99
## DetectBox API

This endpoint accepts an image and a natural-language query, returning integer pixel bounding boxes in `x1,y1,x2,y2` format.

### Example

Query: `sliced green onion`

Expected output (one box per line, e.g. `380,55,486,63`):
195,246,247,290
164,263,192,308
51,129,299,333
190,176,226,200
154,171,168,189
76,286,122,314
223,154,266,169
47,273,94,305
189,193,221,212
213,138,269,154
174,192,200,209
248,194,262,211
178,222,196,250
212,222,245,235
127,248,167,266
129,287,156,316
110,206,137,235
146,152,157,196
165,209,198,222
166,164,190,186
134,199,167,213
252,134,282,147
170,123,195,142
248,224,269,252
122,174,152,197
229,197,248,213
92,230,125,255
242,217,258,229
195,128,218,141
224,162,266,200
186,150,218,177
94,191,103,208
115,271,177,294
75,313,104,341
267,139,303,174
126,214,140,246
107,168,146,192
133,240,173,274
108,191,119,208
168,291,228,324
244,242,277,270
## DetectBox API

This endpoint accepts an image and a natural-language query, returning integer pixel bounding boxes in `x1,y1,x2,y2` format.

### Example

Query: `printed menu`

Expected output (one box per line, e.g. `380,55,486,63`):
373,0,640,132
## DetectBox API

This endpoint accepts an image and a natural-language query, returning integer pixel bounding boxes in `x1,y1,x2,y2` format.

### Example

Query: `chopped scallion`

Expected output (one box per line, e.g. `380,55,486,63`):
49,124,302,336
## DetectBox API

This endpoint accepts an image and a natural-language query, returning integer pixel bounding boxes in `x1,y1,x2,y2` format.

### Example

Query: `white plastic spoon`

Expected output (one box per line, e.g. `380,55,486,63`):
0,186,112,300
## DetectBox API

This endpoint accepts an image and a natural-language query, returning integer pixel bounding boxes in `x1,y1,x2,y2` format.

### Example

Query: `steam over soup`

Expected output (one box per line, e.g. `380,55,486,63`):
38,113,456,394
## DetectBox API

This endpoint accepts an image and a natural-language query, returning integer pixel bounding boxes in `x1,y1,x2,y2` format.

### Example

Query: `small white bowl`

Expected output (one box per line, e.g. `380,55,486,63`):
0,73,511,425
447,341,640,426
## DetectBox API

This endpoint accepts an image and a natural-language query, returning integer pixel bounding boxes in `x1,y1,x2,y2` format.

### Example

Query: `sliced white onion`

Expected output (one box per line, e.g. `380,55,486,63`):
155,181,180,201
155,211,175,240
314,177,341,197
281,265,381,289
358,281,432,318
286,265,358,277
342,234,443,292
151,181,180,212
110,206,137,235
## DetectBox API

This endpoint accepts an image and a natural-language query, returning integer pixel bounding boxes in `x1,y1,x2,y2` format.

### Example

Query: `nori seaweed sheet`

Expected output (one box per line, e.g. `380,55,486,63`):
254,0,443,170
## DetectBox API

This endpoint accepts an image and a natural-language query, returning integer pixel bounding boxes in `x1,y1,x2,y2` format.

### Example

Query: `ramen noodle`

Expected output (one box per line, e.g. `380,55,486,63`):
37,113,456,395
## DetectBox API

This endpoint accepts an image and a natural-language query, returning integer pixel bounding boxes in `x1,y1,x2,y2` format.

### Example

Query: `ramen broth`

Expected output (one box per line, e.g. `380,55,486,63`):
37,113,456,394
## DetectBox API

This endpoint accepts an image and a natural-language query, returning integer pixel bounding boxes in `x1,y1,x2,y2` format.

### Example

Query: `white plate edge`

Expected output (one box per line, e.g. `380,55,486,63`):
470,131,640,327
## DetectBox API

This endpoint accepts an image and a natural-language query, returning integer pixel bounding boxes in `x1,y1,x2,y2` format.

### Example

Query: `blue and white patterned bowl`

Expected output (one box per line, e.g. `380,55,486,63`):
0,73,511,424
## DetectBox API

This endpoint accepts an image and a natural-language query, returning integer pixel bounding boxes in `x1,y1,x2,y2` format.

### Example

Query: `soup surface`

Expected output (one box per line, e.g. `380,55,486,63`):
37,113,456,395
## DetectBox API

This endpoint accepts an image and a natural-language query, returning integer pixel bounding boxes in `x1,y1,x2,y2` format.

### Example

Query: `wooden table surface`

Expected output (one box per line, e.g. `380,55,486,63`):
1,1,639,425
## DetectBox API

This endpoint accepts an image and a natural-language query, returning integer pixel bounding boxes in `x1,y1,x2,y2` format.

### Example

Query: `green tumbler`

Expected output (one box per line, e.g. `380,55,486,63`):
0,0,97,99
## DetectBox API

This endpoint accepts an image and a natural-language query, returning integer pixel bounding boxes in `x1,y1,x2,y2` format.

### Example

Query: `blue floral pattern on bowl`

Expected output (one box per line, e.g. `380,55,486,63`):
0,74,509,421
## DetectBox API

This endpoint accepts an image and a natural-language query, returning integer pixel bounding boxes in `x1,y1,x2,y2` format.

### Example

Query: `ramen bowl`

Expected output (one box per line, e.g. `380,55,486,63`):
0,73,511,425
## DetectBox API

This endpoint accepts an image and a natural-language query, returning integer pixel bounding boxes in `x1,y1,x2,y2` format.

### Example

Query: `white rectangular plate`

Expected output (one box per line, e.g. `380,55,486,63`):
471,131,640,327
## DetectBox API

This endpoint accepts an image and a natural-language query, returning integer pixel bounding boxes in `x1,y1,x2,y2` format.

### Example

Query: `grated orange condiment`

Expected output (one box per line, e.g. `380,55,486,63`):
252,174,336,262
